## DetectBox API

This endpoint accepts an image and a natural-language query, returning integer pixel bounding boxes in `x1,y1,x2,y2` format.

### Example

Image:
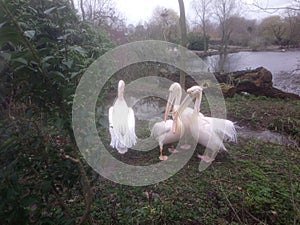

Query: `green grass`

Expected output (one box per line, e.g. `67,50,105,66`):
91,139,299,224
92,94,300,224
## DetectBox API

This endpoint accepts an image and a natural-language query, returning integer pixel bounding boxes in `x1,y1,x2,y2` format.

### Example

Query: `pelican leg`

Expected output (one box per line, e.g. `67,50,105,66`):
197,154,215,163
159,145,168,161
168,145,178,153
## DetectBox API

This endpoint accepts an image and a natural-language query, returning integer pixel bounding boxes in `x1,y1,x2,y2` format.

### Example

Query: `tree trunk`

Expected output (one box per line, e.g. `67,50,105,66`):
178,0,187,89
80,0,85,21
69,0,75,9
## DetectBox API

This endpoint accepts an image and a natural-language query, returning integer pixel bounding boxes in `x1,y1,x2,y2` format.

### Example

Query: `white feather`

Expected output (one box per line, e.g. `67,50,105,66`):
108,80,137,154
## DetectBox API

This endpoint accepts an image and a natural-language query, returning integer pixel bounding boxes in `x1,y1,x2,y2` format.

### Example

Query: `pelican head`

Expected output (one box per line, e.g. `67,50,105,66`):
118,80,125,97
164,83,182,121
175,85,203,117
187,86,203,113
187,86,203,98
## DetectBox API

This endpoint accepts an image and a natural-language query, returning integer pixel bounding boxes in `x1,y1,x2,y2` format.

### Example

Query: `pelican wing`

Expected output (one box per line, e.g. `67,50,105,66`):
151,120,172,140
108,106,116,147
108,106,128,154
127,107,137,147
205,117,237,143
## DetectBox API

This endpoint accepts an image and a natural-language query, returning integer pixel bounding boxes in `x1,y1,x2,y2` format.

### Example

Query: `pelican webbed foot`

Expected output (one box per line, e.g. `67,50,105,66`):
159,155,168,161
168,146,178,153
180,144,191,150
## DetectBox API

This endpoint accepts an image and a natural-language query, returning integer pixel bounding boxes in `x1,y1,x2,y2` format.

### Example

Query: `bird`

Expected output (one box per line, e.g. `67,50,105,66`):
151,83,184,161
172,85,237,162
108,80,137,154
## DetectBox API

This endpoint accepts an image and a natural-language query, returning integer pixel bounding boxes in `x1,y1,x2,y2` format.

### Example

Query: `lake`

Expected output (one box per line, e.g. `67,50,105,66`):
202,50,300,96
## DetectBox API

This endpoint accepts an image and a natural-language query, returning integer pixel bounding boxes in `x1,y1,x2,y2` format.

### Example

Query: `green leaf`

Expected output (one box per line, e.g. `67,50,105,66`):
12,57,28,65
57,33,71,40
49,71,65,79
42,56,54,63
23,196,37,206
44,6,57,15
41,181,52,193
0,21,7,28
0,26,20,46
62,59,73,69
71,46,87,55
70,72,79,79
0,52,11,61
57,6,66,10
25,107,33,118
28,6,38,14
24,30,35,39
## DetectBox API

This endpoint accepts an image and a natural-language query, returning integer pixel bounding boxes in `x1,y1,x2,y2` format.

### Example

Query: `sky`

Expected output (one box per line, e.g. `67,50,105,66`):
114,0,292,25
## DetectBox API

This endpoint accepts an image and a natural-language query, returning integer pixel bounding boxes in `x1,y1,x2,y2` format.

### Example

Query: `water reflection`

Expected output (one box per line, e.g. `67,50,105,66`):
132,97,166,121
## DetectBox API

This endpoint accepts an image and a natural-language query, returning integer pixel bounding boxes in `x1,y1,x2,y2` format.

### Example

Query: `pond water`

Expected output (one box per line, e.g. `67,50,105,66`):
238,127,298,147
202,50,300,95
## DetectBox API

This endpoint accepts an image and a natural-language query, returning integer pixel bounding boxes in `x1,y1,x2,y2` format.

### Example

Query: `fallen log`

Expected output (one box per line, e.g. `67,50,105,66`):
214,67,300,99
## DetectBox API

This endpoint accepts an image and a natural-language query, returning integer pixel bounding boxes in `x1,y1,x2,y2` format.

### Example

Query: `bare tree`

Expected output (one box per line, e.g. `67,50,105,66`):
147,7,180,42
213,0,238,54
191,0,212,52
285,9,300,47
83,0,122,27
213,0,239,72
76,0,125,30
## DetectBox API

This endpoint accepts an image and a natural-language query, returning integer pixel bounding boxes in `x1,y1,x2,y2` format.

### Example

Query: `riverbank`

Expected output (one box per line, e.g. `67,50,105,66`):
193,45,300,57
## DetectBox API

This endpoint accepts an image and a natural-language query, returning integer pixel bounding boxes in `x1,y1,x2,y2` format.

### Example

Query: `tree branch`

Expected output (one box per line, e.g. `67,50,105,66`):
64,154,93,225
252,3,300,12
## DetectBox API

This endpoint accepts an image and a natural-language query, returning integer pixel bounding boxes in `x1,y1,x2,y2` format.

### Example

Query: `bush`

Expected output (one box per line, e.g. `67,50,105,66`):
187,32,209,51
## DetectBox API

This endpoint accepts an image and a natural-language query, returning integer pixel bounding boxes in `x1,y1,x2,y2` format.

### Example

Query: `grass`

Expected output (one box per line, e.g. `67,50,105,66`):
93,94,300,224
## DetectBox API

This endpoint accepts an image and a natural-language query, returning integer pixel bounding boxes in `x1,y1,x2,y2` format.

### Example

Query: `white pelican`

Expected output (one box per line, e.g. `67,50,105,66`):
108,80,137,154
151,83,184,161
173,85,237,162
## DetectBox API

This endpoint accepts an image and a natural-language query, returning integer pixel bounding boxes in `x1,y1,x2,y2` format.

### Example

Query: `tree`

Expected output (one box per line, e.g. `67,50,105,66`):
126,23,149,42
253,0,300,47
147,6,180,42
191,0,212,52
212,0,239,72
259,16,287,45
284,7,300,47
78,0,126,44
213,0,239,54
227,16,257,46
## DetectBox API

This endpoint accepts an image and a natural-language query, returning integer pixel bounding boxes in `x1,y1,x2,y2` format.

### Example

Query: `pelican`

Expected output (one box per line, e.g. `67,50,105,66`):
173,85,237,162
151,83,184,161
108,80,137,154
